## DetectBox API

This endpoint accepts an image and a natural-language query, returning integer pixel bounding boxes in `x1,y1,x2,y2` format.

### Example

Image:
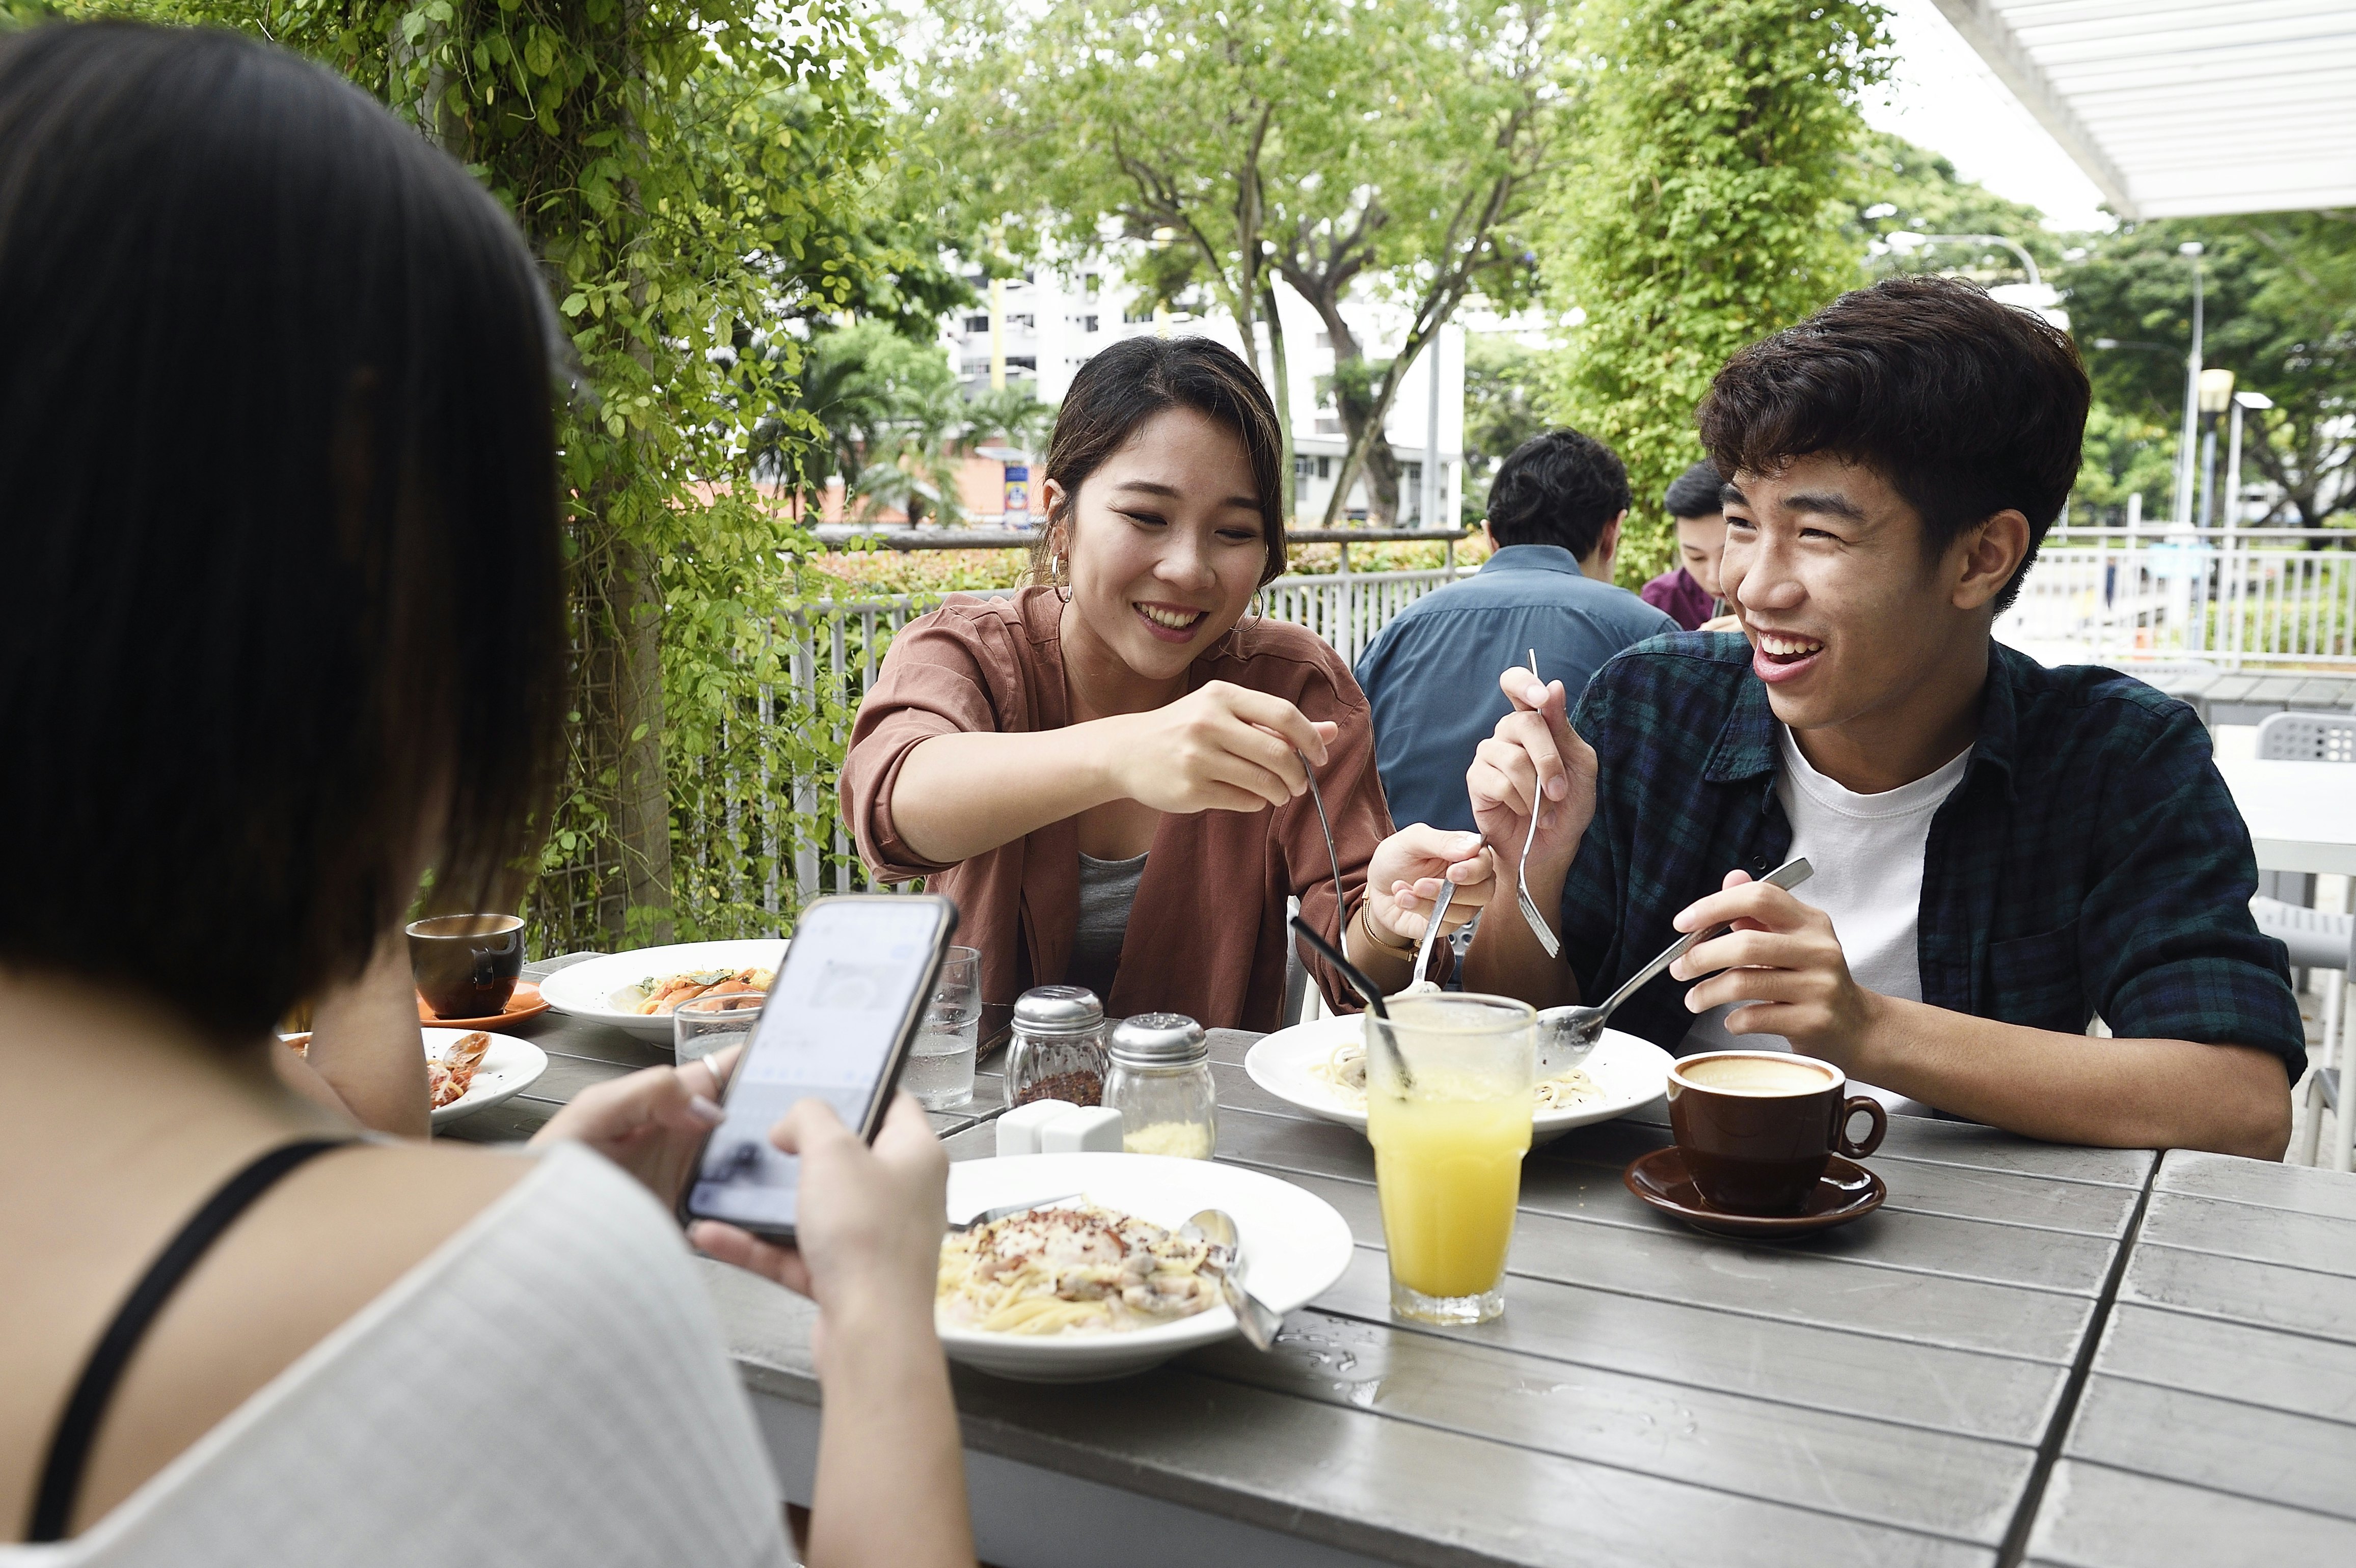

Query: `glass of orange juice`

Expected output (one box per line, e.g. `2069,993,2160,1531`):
1364,993,1536,1325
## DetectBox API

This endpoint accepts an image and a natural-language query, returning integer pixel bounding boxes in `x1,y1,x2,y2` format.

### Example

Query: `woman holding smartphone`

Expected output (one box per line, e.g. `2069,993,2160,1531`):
0,25,967,1567
844,338,1461,1028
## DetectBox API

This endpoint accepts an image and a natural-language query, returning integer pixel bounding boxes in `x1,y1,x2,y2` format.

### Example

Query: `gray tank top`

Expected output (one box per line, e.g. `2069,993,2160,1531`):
1069,850,1148,1002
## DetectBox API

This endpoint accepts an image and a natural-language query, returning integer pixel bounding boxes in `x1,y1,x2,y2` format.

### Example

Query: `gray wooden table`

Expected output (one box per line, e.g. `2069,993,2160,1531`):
2022,1149,2356,1565
446,962,2346,1567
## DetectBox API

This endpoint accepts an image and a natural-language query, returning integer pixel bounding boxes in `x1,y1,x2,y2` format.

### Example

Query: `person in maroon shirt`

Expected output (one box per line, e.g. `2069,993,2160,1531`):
1640,460,1729,630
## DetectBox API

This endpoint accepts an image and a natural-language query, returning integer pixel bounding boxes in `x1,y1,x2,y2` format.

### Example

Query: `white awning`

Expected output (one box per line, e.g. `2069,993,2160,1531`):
1931,0,2356,218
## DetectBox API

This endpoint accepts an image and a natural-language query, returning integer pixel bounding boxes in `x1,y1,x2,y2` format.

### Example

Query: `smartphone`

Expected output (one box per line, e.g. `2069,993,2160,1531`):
682,894,959,1242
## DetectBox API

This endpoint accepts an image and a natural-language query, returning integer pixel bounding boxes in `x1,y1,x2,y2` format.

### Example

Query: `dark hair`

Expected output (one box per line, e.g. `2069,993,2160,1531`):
1663,460,1724,521
1034,336,1289,591
1696,274,2089,613
1485,428,1631,557
0,23,565,1042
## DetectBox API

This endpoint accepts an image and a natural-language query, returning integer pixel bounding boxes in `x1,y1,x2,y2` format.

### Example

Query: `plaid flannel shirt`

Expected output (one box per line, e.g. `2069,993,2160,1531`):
1559,633,2307,1082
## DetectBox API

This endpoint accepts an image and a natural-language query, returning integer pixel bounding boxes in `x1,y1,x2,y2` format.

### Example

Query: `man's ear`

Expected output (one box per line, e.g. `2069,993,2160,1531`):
1953,509,2031,612
1594,510,1625,573
1481,518,1497,553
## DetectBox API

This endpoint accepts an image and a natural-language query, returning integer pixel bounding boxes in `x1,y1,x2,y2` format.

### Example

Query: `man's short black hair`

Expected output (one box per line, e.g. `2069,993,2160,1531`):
1663,460,1723,521
1696,274,2089,613
1486,427,1631,558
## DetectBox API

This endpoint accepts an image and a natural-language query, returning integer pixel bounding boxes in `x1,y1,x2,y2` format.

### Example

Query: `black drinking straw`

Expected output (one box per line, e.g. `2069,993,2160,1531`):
1288,914,1415,1093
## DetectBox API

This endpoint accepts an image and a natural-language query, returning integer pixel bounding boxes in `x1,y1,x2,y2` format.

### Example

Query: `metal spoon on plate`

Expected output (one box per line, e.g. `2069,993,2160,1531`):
1184,1207,1282,1351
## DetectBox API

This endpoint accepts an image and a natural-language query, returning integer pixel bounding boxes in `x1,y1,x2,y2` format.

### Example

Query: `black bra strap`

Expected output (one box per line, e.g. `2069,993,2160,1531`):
27,1138,351,1542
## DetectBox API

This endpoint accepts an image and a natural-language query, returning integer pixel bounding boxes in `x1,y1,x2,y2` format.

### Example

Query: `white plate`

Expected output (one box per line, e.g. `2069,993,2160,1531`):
423,1028,549,1127
536,940,787,1042
938,1153,1354,1383
1243,1015,1673,1143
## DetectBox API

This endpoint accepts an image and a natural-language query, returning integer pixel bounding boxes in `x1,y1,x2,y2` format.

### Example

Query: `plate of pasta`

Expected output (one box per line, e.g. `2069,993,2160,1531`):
937,1153,1355,1382
1243,1014,1673,1144
536,939,786,1042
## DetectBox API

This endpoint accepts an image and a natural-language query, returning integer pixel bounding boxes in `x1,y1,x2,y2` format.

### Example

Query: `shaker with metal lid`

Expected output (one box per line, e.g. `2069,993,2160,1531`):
1006,984,1108,1108
1105,1012,1216,1159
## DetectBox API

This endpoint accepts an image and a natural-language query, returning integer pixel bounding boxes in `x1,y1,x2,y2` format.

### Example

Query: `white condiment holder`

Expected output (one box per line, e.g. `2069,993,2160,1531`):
995,1098,1124,1156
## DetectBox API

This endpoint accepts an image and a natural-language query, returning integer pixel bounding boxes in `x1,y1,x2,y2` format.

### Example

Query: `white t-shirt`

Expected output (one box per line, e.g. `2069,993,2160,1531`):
1678,726,1971,1116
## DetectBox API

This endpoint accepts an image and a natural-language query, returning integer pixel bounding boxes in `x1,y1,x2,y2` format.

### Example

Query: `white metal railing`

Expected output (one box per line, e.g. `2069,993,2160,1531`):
1999,529,2355,669
744,568,1470,910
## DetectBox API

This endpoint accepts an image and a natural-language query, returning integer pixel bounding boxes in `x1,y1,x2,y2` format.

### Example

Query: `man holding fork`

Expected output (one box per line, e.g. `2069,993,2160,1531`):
1349,276,2302,1158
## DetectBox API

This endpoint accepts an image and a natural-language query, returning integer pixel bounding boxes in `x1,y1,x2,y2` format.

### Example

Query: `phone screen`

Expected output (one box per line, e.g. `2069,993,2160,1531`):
685,897,950,1235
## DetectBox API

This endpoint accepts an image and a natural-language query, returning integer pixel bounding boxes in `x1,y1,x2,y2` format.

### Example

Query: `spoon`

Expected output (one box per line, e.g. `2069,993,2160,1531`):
1539,857,1815,1062
1185,1208,1283,1351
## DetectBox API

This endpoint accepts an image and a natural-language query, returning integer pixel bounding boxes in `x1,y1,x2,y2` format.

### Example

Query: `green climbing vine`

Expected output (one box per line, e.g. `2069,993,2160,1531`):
14,0,963,953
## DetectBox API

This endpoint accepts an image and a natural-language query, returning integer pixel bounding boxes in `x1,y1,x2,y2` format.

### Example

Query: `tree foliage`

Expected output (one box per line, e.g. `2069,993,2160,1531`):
2064,214,2356,530
23,0,952,947
1538,0,1889,584
915,0,1567,527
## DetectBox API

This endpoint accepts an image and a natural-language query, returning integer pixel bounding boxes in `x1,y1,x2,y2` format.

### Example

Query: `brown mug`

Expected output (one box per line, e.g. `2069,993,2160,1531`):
407,914,524,1020
1666,1051,1886,1215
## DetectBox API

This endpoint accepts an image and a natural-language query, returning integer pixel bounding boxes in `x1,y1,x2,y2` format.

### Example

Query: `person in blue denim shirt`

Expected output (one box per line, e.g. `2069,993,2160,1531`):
1351,277,2299,1158
1353,429,1675,834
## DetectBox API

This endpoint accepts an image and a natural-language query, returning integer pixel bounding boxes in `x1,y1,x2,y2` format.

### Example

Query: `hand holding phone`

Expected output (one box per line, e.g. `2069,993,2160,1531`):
682,895,958,1242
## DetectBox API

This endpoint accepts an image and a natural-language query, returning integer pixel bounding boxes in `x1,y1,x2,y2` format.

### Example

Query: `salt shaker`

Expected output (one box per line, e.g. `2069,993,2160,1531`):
1006,985,1108,1108
1105,1012,1216,1159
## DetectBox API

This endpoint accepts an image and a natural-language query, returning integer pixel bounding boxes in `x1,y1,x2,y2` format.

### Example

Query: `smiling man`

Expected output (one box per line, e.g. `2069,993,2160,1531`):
1367,275,2303,1156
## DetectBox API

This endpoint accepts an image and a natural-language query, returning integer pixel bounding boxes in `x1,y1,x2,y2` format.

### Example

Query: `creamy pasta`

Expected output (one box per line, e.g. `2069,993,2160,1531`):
1310,1038,1601,1112
936,1203,1222,1336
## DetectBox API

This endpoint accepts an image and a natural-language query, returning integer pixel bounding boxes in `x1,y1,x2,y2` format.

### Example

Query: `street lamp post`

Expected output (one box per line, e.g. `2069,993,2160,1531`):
2174,242,2205,527
2222,389,2276,667
1882,231,2068,329
2198,368,2236,529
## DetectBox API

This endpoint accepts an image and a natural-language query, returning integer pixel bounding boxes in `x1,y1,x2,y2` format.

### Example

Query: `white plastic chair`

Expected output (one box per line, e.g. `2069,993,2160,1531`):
2257,710,2356,764
2250,710,2355,1167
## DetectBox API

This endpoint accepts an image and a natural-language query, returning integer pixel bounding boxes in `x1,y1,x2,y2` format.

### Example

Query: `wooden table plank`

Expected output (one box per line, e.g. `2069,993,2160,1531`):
2134,1189,2356,1278
1180,1311,2034,1545
2118,1242,2356,1346
2024,1461,2356,1566
1244,1159,2096,1364
2062,1374,2356,1521
1307,1249,2066,1444
2156,1149,2356,1222
2091,1303,2356,1425
716,1268,1990,1568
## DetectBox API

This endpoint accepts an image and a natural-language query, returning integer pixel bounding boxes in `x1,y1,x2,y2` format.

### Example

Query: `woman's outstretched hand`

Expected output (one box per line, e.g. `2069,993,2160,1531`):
1097,679,1339,815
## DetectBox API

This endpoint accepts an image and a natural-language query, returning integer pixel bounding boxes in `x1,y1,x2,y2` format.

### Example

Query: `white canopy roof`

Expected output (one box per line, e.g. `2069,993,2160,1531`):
1930,0,2356,218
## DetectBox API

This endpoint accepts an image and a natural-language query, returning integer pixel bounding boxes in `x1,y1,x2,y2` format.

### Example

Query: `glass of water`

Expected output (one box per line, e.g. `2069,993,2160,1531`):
905,947,981,1110
674,989,766,1068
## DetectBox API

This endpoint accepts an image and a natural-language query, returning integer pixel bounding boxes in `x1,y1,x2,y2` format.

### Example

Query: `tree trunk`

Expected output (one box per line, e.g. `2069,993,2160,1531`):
1299,290,1399,527
1261,281,1295,528
602,531,677,945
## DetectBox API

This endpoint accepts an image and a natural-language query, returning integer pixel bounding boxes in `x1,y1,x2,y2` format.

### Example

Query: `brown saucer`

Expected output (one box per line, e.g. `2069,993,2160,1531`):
1623,1145,1885,1237
416,981,549,1031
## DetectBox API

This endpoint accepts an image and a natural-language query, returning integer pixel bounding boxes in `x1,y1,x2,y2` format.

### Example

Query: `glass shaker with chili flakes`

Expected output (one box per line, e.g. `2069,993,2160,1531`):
1006,985,1108,1108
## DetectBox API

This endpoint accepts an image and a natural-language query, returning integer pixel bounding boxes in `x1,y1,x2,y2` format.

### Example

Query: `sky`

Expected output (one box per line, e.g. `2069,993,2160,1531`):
1864,0,2113,235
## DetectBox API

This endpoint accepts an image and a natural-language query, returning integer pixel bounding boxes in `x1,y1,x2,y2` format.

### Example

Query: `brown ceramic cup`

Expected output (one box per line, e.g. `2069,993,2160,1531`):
1665,1051,1887,1215
407,914,525,1020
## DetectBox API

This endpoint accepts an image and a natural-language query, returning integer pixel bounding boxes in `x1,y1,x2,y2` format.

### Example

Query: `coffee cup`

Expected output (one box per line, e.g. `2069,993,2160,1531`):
1665,1051,1886,1215
407,914,525,1020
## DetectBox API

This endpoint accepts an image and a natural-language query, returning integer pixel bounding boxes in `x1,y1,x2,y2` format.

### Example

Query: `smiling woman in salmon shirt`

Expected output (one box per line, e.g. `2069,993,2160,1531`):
842,337,1474,1028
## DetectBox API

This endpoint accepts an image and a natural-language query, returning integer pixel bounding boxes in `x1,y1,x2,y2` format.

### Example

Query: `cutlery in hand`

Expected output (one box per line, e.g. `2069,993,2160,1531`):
1515,649,1561,959
1539,856,1814,1061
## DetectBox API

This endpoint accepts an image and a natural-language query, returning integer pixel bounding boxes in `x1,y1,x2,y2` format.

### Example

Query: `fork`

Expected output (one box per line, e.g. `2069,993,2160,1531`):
950,1194,1083,1233
1515,648,1561,959
1410,872,1459,989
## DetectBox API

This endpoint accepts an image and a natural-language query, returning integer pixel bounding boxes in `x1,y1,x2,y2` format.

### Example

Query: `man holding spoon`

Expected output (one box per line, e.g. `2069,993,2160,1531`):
1358,276,2302,1158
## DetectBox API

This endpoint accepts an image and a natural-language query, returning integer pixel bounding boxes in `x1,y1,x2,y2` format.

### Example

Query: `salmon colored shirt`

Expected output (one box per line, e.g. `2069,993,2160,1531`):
841,587,1391,1031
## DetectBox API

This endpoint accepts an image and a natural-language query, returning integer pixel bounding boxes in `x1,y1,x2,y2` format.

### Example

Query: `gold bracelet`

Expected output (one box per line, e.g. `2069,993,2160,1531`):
1357,899,1416,956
